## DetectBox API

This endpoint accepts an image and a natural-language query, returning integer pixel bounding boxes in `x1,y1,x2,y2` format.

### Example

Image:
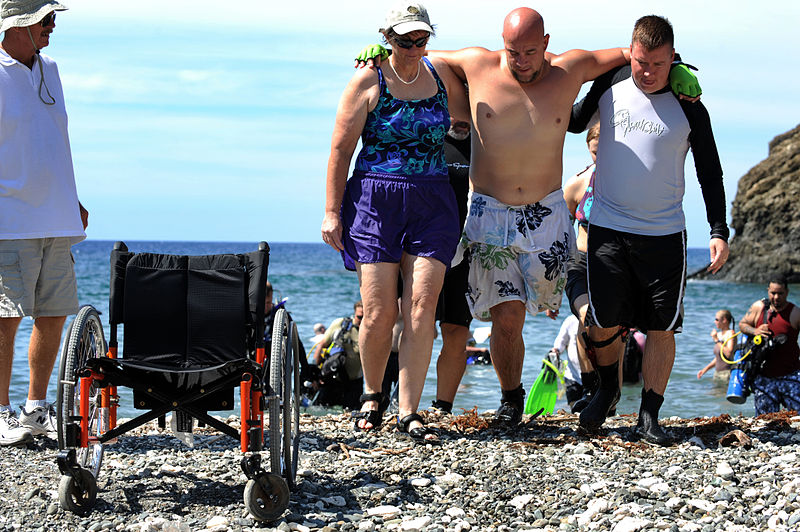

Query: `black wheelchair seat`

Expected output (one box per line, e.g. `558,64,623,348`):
54,241,301,522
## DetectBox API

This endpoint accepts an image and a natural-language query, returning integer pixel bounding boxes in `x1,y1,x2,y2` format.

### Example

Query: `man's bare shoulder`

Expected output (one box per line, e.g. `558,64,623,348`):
747,299,766,316
790,303,800,327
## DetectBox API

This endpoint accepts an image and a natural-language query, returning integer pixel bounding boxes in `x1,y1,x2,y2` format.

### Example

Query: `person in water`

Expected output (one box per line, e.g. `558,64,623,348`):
739,275,800,415
697,309,735,385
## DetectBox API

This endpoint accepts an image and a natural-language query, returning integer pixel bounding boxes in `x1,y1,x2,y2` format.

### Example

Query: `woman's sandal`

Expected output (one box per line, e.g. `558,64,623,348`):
352,392,389,431
397,413,440,444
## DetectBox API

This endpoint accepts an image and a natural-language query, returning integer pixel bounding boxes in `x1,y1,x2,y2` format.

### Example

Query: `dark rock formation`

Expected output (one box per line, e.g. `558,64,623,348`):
705,124,800,283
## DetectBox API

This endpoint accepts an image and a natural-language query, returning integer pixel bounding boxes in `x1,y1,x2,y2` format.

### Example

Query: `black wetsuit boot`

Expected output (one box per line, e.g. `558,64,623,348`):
635,389,674,446
495,384,524,427
431,399,453,414
579,362,620,430
571,371,598,414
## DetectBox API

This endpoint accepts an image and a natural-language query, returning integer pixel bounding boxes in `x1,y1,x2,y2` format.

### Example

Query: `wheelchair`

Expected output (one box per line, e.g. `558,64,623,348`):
54,242,301,521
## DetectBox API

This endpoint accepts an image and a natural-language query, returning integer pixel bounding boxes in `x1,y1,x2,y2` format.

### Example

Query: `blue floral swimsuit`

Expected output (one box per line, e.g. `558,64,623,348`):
340,57,459,271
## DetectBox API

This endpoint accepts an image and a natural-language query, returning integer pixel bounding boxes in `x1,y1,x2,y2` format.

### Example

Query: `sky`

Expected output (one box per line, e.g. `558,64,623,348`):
35,0,800,247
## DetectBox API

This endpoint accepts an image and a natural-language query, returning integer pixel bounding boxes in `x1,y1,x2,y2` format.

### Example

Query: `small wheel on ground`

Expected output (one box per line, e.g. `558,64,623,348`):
243,474,290,522
58,469,97,515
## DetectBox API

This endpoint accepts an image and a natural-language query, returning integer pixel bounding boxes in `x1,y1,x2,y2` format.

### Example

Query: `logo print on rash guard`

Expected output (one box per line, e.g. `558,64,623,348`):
611,109,665,138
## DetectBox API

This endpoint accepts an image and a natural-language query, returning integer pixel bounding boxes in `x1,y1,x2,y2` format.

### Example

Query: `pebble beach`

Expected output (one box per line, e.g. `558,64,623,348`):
2,409,800,532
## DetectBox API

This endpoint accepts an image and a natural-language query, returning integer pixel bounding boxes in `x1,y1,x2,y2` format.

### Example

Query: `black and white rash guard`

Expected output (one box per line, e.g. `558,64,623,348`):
569,65,729,241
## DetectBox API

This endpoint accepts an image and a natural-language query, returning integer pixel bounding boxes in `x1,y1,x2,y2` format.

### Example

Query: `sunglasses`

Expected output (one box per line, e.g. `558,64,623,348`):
394,35,429,49
40,12,56,27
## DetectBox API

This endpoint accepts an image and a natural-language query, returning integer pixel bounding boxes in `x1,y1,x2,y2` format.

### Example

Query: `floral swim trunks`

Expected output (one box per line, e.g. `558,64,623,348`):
459,190,574,321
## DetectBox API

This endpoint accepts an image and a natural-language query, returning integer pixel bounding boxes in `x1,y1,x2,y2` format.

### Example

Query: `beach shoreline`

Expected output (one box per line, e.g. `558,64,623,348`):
1,409,799,531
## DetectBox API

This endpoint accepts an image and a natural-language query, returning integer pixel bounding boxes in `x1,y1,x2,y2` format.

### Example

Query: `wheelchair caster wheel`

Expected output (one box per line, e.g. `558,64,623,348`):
244,473,289,522
58,469,97,515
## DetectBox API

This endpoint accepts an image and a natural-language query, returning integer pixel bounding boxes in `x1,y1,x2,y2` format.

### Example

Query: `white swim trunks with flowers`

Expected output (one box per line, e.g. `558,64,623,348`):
459,190,574,321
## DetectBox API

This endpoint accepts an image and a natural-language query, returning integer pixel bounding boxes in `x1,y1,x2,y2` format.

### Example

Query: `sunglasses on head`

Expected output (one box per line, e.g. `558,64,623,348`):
40,12,56,27
394,35,429,49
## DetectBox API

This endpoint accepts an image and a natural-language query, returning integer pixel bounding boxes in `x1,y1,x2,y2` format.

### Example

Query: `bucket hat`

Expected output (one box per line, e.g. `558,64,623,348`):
0,0,68,34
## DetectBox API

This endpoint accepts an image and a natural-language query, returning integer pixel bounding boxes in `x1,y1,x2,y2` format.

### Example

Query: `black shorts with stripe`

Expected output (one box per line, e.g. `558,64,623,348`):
587,225,686,333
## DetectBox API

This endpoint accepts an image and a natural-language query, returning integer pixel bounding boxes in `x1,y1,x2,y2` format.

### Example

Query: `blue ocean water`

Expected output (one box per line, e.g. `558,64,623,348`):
9,241,770,420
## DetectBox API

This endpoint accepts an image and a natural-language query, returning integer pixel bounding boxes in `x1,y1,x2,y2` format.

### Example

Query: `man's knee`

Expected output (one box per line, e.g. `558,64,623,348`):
440,323,470,350
33,315,67,328
0,316,23,336
490,302,526,338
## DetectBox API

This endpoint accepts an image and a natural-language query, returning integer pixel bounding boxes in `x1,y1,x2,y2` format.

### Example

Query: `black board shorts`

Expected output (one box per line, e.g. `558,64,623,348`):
587,225,686,332
436,258,472,327
565,250,588,319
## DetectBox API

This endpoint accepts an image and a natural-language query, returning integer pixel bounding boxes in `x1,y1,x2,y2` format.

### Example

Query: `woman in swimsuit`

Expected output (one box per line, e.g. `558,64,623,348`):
322,2,468,441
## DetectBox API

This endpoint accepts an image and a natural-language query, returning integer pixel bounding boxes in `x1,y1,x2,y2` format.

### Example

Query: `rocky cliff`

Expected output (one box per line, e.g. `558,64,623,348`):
711,124,800,283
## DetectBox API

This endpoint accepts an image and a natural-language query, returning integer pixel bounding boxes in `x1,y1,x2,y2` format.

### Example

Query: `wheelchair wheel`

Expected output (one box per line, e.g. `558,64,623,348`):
58,468,97,516
56,306,107,477
283,319,301,487
268,308,300,486
243,474,289,522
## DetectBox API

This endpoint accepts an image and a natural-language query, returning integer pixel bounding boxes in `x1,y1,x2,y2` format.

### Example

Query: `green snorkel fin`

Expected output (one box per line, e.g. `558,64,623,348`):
524,351,563,416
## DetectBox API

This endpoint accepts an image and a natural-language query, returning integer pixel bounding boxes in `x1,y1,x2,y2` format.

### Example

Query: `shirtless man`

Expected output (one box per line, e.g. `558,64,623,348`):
359,8,693,426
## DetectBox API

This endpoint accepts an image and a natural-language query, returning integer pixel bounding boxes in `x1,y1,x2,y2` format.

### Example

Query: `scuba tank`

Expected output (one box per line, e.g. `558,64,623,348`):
726,335,748,404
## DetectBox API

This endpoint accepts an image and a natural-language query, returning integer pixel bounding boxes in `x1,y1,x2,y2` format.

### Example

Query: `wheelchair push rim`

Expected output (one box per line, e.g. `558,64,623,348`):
56,305,107,478
268,308,300,487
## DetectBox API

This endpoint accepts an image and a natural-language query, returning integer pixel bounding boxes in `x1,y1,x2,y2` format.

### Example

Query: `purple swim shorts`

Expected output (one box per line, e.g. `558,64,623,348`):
340,171,460,271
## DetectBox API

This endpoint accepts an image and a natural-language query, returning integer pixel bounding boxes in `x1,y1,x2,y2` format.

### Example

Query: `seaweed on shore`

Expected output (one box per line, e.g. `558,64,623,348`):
450,407,490,433
755,409,798,431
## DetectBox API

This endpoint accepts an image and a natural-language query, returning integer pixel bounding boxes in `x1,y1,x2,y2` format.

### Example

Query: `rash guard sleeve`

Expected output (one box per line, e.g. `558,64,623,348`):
569,66,627,133
679,99,730,241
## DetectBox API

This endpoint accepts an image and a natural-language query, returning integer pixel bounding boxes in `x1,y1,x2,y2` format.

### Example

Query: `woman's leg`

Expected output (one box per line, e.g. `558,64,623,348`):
397,254,446,434
355,262,400,428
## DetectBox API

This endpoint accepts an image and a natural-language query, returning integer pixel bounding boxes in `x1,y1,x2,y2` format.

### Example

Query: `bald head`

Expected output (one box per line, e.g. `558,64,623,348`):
502,8,544,41
502,8,549,84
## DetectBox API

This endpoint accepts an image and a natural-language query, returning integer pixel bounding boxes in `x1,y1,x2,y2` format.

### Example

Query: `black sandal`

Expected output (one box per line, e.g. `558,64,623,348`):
352,393,389,431
397,413,440,444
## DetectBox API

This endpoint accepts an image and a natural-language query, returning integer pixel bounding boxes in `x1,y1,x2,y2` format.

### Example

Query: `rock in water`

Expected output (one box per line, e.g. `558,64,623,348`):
702,123,800,282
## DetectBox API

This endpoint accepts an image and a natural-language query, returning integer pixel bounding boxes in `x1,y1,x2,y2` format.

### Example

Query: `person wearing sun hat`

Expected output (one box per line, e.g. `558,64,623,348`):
322,2,469,442
0,0,88,447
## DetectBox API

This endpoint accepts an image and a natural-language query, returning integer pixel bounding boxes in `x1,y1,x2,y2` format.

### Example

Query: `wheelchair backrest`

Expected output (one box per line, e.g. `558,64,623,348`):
108,243,269,368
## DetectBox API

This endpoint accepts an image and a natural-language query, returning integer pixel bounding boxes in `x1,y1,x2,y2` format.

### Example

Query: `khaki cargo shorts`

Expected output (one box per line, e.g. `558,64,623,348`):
0,238,79,318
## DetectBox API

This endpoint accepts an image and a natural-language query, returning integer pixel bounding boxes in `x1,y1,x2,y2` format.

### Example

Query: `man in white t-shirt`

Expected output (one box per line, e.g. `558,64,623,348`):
0,0,87,446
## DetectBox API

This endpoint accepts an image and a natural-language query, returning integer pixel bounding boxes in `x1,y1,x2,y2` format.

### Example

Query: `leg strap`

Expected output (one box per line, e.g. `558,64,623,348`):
583,326,628,350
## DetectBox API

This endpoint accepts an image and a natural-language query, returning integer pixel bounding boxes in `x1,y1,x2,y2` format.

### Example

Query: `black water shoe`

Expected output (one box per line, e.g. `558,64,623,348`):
634,389,675,446
495,384,524,427
571,371,598,414
578,362,619,430
578,387,619,430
